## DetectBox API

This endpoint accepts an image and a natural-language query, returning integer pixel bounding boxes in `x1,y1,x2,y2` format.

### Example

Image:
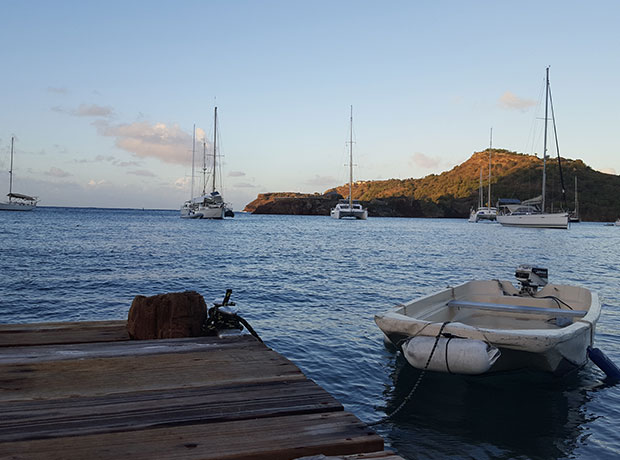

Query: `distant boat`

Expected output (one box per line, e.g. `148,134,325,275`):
469,129,497,223
497,68,569,229
180,107,233,219
331,106,368,220
0,137,38,212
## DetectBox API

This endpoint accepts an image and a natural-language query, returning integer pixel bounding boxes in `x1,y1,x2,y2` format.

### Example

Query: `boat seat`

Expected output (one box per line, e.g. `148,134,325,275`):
447,300,586,318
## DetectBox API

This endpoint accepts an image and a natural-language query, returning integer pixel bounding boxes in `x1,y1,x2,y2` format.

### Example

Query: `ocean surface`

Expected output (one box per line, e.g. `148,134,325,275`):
1,207,620,459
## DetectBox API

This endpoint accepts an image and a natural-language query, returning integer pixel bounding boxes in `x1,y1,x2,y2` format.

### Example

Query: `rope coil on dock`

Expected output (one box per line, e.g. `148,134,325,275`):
202,289,263,342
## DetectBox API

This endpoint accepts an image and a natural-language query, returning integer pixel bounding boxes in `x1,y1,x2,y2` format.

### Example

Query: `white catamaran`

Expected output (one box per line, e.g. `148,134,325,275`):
497,68,569,229
330,106,368,220
1,137,38,212
180,107,233,219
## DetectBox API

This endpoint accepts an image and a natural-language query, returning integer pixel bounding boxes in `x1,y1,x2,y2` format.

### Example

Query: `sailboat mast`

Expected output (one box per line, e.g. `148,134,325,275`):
488,127,492,209
202,141,207,195
542,67,550,212
190,125,195,199
349,105,353,208
574,176,578,216
212,106,218,194
478,169,483,208
8,136,14,198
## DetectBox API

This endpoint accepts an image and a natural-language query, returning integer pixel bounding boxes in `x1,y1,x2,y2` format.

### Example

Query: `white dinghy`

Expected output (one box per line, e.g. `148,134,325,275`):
375,266,600,376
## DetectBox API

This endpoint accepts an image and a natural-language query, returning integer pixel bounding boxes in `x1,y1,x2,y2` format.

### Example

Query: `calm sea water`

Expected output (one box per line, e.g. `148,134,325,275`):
1,207,619,459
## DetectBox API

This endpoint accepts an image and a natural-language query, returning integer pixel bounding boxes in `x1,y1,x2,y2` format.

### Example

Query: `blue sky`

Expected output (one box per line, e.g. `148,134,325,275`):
1,0,618,210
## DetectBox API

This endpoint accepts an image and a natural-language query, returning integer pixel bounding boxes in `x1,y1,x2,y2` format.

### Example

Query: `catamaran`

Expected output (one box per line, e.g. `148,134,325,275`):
180,107,233,219
1,137,38,212
330,106,368,220
497,68,569,229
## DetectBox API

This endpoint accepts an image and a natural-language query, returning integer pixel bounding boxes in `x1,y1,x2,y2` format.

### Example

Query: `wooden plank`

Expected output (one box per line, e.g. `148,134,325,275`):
0,321,130,347
447,300,586,317
0,379,343,442
341,452,405,460
0,339,305,402
0,334,259,365
0,412,383,460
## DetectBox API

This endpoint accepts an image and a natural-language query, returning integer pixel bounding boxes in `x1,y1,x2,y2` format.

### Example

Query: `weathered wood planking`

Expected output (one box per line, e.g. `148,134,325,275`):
0,334,264,365
0,336,306,402
0,412,383,460
0,320,129,347
0,321,397,460
341,453,405,460
1,380,342,442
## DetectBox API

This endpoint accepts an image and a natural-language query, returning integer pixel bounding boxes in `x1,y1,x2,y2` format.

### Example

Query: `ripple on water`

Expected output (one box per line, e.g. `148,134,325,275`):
2,210,620,460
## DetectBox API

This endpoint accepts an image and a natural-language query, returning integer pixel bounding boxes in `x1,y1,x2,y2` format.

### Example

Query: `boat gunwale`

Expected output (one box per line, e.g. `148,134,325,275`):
375,280,600,352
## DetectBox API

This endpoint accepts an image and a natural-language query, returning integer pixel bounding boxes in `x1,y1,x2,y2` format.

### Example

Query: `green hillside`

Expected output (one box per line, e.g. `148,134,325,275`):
324,149,620,221
246,149,620,221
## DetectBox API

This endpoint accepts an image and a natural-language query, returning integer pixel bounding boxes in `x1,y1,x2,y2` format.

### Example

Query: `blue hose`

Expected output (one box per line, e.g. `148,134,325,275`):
588,346,620,382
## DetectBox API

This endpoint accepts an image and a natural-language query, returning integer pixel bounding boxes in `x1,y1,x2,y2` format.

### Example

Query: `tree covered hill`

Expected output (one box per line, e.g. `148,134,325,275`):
244,149,620,221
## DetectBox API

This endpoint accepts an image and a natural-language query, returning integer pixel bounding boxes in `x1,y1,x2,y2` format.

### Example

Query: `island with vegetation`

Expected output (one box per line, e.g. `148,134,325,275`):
244,149,620,221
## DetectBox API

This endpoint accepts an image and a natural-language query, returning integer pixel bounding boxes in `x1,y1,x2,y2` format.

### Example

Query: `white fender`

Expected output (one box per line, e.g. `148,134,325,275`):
402,336,500,375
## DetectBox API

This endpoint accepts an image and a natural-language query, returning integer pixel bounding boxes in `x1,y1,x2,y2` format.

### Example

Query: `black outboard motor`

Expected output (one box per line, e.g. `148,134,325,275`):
515,265,548,295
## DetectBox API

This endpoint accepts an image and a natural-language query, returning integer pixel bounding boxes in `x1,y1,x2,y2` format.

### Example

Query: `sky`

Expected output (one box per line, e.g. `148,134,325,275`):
1,0,618,210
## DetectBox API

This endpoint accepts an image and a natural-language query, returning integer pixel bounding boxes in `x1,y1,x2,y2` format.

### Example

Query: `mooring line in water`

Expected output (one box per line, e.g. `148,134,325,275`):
368,321,450,426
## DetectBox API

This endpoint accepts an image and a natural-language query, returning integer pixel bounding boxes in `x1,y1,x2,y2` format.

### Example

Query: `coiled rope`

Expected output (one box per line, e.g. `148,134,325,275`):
201,289,262,342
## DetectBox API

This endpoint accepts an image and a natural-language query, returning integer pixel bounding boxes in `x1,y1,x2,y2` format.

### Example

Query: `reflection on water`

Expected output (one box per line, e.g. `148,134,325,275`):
379,355,595,459
1,209,620,459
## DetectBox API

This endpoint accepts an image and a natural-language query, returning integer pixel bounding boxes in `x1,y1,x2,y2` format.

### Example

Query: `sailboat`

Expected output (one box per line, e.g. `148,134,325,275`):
180,107,233,219
0,137,38,212
497,68,569,229
469,129,497,223
569,176,580,222
330,106,368,220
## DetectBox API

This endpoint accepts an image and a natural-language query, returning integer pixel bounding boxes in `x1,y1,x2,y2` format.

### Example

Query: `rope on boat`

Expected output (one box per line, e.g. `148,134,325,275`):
201,289,263,342
495,278,577,311
368,321,450,426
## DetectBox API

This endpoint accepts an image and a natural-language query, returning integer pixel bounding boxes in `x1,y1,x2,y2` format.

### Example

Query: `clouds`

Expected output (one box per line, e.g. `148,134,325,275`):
304,174,338,186
47,87,69,94
127,169,156,177
53,102,196,166
45,167,72,178
233,182,257,188
228,171,246,177
409,152,440,169
598,167,617,175
499,91,536,111
94,120,195,166
52,103,114,117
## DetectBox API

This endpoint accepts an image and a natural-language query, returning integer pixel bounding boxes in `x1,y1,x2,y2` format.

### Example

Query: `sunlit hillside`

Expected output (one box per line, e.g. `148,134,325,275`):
246,150,620,221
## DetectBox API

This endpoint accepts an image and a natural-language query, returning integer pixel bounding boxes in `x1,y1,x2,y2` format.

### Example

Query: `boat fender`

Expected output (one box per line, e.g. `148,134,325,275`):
403,336,500,375
587,346,620,382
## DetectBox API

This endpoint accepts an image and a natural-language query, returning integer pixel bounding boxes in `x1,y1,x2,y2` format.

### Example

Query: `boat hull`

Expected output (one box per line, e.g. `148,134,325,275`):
469,207,497,223
197,205,225,219
331,208,368,220
375,279,600,375
180,203,226,219
497,212,569,229
0,202,36,211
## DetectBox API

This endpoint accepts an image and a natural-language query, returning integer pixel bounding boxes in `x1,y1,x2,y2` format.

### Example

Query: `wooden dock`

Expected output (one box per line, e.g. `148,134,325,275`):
0,321,402,460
